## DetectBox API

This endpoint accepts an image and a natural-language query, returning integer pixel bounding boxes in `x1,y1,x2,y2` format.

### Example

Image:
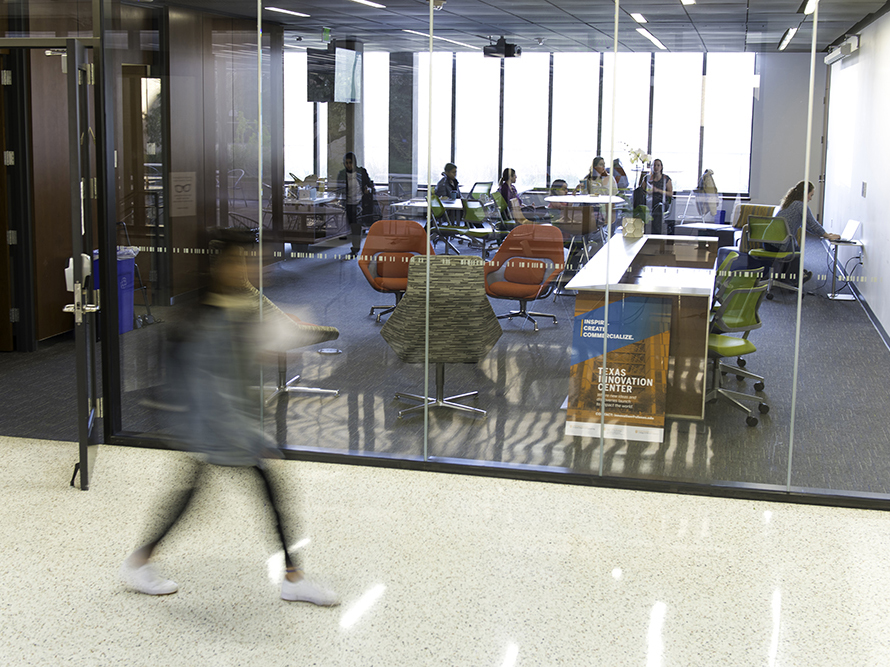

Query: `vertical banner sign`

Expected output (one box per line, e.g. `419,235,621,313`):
566,293,671,442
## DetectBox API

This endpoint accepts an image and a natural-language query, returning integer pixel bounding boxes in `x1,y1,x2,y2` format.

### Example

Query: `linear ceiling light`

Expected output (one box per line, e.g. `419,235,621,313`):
347,0,386,8
637,27,666,50
800,0,817,15
680,0,695,5
778,27,798,51
631,13,647,23
402,29,480,49
266,6,310,17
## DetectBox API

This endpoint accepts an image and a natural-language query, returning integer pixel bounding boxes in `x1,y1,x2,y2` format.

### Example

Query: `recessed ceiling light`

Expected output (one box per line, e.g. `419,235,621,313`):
680,0,695,5
347,0,386,8
402,29,480,50
631,13,647,24
637,27,666,50
266,6,310,18
778,27,798,51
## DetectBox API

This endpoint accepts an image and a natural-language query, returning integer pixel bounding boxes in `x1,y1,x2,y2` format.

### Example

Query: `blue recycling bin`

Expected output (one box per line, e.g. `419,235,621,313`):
93,250,136,334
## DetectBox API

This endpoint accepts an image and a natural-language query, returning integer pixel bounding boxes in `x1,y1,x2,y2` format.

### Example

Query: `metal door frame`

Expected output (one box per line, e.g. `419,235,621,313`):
1,0,120,489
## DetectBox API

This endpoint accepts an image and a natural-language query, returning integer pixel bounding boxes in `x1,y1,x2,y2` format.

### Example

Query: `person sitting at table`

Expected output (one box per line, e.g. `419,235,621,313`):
498,168,521,207
335,151,374,258
646,158,673,234
765,180,840,282
546,179,570,222
435,163,461,200
578,156,617,195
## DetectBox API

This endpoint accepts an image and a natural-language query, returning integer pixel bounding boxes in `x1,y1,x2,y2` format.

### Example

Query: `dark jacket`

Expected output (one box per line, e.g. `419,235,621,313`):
335,166,375,212
435,175,461,200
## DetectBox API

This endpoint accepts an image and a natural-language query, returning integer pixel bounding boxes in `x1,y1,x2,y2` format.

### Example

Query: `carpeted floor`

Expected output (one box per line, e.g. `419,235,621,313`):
3,233,889,497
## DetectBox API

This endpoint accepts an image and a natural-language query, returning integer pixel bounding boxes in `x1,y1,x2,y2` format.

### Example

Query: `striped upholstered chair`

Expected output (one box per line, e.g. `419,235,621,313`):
380,255,502,418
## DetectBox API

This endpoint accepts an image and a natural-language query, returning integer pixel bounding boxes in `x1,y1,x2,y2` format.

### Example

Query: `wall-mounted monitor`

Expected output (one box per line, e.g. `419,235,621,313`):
307,48,334,102
334,47,362,104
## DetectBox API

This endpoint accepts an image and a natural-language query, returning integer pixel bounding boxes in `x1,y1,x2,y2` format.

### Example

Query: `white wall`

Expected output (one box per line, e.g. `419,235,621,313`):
750,53,827,207
823,11,890,329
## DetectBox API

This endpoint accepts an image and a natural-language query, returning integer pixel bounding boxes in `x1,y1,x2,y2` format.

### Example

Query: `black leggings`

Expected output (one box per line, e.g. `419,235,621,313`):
139,461,297,570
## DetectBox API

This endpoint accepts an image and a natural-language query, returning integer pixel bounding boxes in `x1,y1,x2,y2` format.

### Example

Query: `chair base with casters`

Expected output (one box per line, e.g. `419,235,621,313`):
707,334,768,426
370,291,403,323
394,362,485,418
265,351,339,406
496,298,558,332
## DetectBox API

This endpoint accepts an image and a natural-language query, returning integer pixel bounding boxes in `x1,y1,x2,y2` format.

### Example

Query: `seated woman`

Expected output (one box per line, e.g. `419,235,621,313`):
770,180,840,281
497,168,520,207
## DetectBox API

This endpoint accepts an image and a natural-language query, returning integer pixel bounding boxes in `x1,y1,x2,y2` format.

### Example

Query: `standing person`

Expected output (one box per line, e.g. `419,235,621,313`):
498,168,521,207
118,231,339,606
773,180,840,281
646,158,673,234
336,152,374,258
435,163,461,200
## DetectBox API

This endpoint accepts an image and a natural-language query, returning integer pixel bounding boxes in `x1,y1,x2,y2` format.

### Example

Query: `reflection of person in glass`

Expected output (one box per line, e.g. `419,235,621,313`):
119,230,339,606
646,158,673,234
335,151,374,258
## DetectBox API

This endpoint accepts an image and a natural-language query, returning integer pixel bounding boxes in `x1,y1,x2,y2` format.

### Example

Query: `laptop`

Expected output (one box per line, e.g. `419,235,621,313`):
833,219,861,244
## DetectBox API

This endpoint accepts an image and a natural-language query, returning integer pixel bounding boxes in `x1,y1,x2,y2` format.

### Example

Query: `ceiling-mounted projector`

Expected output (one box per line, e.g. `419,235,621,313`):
484,36,521,58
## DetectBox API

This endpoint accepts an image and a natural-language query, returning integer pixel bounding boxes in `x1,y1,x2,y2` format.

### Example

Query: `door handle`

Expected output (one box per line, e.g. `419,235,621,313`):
63,281,99,324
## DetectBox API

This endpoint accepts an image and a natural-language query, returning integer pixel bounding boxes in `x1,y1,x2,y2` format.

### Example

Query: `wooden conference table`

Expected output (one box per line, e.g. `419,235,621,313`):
566,233,718,420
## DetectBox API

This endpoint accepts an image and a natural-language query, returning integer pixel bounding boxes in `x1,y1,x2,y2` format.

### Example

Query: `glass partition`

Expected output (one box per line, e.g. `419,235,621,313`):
36,0,888,504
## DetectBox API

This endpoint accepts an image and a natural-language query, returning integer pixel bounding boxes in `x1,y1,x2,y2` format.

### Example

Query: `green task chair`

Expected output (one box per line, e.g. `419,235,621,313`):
707,283,769,426
429,193,466,255
745,215,801,300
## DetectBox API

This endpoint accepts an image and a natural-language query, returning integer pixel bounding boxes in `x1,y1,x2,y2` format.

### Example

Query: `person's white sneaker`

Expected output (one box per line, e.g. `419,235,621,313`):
281,577,340,606
119,557,178,595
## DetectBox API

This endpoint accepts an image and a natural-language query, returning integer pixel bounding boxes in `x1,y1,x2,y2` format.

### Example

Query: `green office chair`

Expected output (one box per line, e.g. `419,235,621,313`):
429,193,465,255
460,199,500,259
707,283,769,426
469,181,493,200
491,191,514,225
745,215,801,300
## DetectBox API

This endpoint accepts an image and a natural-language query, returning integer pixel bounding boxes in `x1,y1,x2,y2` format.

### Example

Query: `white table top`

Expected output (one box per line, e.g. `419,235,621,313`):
545,194,625,205
566,234,717,297
391,198,464,210
283,194,337,206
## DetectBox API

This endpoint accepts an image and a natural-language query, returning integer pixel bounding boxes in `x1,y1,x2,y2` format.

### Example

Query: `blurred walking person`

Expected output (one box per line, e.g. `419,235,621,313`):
119,230,339,606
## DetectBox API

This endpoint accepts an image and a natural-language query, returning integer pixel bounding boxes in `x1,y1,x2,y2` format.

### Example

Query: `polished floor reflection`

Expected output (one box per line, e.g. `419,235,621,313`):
3,436,890,666
110,234,890,496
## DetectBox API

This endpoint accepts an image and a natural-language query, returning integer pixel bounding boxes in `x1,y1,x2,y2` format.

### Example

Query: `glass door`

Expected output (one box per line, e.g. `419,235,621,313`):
63,39,102,490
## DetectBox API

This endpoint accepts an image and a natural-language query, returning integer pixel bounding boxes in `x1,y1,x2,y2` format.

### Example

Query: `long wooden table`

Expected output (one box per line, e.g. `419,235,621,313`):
566,234,718,420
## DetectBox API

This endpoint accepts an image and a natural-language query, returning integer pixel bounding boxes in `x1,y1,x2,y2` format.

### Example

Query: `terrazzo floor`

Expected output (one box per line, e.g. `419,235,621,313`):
3,435,890,666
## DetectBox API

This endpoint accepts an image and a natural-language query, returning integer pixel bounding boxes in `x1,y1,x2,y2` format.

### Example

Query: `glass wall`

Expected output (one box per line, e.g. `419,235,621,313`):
7,0,889,505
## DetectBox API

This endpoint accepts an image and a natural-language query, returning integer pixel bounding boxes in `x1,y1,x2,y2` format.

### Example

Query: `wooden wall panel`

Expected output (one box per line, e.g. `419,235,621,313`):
29,50,73,340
